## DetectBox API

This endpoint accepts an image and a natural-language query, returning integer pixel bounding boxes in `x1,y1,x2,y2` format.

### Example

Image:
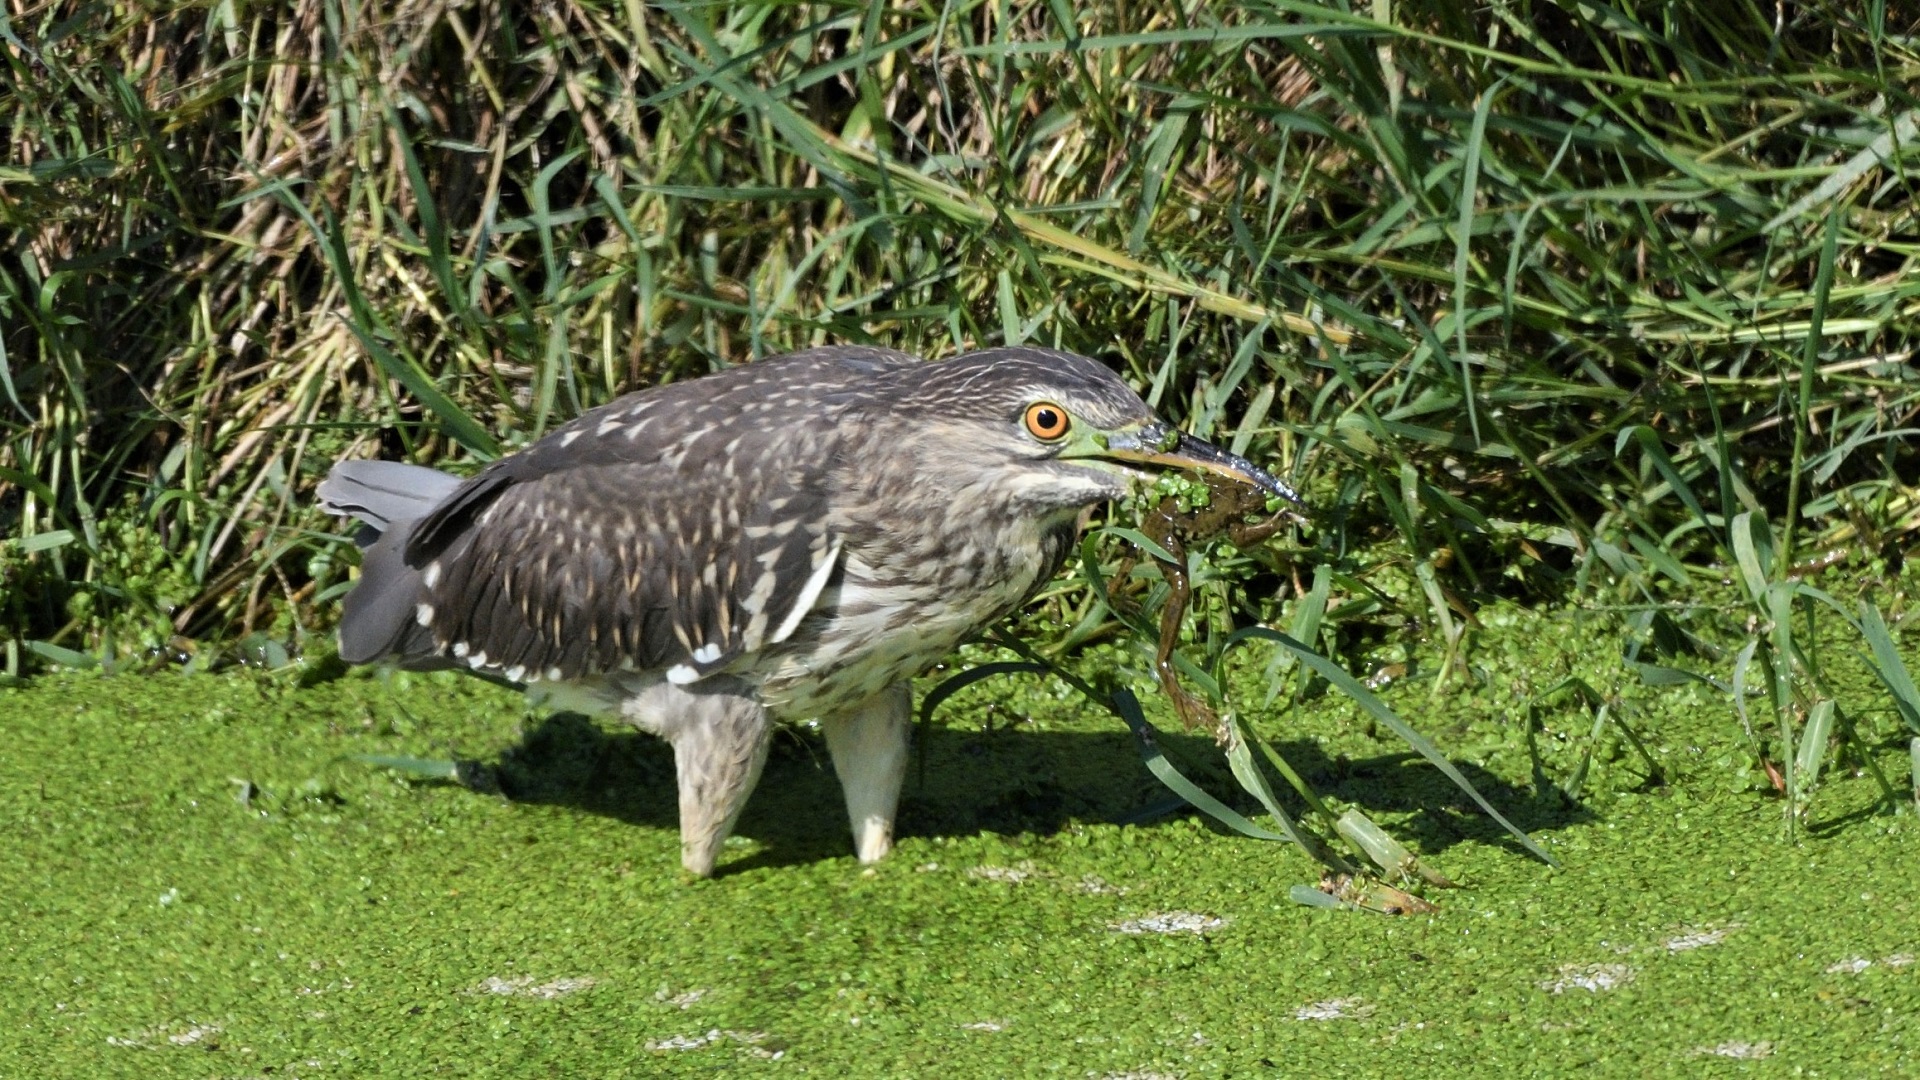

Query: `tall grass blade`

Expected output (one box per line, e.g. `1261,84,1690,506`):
1857,604,1920,737
1793,698,1835,815
1222,627,1555,864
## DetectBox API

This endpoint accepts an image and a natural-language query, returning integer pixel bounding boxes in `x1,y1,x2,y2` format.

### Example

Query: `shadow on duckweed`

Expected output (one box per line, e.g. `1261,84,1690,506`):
440,710,1594,878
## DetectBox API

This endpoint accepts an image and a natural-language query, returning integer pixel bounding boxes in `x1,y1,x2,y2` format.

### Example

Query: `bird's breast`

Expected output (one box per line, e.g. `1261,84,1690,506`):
753,518,1072,720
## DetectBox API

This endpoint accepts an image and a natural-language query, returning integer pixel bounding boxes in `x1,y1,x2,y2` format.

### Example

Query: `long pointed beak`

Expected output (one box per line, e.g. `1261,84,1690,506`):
1104,422,1307,512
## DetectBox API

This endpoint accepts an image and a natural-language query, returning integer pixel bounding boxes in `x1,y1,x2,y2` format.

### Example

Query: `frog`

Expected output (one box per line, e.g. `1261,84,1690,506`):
1115,469,1306,738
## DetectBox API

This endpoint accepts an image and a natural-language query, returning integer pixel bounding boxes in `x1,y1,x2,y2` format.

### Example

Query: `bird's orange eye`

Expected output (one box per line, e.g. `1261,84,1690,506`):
1024,402,1070,441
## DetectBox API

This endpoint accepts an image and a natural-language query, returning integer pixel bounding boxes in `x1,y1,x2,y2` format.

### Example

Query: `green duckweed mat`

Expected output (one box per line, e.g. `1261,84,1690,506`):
4,619,1915,1078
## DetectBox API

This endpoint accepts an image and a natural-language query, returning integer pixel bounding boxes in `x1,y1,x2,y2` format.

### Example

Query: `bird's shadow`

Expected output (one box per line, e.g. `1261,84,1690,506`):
467,709,1594,876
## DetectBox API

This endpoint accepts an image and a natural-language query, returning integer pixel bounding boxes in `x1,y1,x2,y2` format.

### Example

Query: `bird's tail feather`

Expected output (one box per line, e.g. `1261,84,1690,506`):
316,460,464,537
319,460,463,667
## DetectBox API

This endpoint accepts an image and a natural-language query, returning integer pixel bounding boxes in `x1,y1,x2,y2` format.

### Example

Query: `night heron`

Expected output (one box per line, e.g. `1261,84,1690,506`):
318,346,1299,876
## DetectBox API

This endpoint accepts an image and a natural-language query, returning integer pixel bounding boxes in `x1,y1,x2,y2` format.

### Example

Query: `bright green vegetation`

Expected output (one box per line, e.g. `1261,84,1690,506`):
9,3,1920,1071
7,0,1920,674
4,604,1915,1077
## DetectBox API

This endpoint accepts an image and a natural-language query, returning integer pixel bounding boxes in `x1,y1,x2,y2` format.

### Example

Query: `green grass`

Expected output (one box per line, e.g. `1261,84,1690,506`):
4,603,1916,1077
7,0,1920,660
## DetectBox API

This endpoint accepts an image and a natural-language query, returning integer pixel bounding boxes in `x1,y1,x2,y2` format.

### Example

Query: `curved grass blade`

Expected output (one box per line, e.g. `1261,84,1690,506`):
914,661,1050,790
1730,637,1761,744
1222,714,1353,866
1222,627,1556,865
1092,525,1180,566
1289,884,1348,910
1729,511,1773,605
24,640,98,669
1263,563,1331,705
1910,738,1920,810
1107,688,1293,843
918,662,1052,730
1857,604,1920,736
1335,808,1454,887
1792,698,1835,816
1620,424,1711,529
974,635,1295,843
348,754,462,781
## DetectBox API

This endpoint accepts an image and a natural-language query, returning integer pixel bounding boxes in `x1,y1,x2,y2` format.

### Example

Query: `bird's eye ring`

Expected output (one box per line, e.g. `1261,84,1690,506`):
1024,402,1070,441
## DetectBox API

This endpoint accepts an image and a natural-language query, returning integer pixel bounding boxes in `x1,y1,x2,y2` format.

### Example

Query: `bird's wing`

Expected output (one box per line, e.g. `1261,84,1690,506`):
336,347,917,681
406,450,840,683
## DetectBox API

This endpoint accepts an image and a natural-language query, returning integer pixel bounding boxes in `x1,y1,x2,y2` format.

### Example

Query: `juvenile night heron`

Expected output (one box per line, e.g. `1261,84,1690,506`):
318,346,1298,876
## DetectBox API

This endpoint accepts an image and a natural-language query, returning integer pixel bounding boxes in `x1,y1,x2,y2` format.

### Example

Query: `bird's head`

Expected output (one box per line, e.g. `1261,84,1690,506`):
873,347,1306,519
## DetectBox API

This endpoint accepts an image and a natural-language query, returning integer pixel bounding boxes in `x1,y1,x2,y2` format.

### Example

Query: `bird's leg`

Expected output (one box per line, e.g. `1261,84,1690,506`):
665,694,772,877
821,682,911,864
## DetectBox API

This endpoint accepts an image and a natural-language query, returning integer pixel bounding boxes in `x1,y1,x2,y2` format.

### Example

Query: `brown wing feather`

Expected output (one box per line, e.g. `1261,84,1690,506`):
386,347,910,682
